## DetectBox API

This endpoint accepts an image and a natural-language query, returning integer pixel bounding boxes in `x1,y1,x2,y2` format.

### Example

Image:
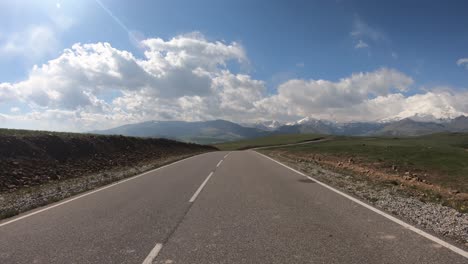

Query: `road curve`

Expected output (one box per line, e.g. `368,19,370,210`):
0,150,466,263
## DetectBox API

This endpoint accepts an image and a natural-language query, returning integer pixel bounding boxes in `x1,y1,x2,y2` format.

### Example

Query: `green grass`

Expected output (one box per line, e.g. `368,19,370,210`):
214,134,325,150
265,133,468,192
179,136,241,145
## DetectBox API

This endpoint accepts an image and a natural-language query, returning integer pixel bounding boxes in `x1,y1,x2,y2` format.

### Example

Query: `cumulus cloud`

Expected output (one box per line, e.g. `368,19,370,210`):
0,33,261,130
1,33,468,131
255,68,415,121
214,71,265,113
141,32,247,70
0,83,17,103
384,90,468,120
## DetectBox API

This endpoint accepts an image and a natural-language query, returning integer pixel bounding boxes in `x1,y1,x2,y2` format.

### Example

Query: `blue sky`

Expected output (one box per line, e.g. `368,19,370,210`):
0,0,467,131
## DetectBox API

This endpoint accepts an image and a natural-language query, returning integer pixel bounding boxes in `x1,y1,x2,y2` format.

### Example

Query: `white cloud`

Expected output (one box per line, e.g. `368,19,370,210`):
255,68,415,121
0,33,261,130
0,0,75,61
10,107,20,113
1,33,468,131
0,25,59,59
383,90,468,120
350,16,390,52
351,17,386,42
355,40,369,49
457,58,468,69
0,83,16,102
214,71,265,112
9,32,246,111
257,86,468,123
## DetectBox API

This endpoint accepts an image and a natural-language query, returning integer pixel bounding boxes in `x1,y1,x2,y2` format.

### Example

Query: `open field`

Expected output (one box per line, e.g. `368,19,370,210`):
214,133,325,150
262,133,468,192
251,133,468,214
221,132,468,193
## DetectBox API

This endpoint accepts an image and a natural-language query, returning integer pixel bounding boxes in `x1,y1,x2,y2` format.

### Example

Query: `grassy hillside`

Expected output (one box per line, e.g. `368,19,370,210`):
214,134,325,150
376,118,448,136
262,133,468,193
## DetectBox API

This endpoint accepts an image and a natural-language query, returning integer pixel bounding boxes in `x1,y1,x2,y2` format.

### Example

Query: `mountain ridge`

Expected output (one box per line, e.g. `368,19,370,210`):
91,119,269,144
91,115,468,144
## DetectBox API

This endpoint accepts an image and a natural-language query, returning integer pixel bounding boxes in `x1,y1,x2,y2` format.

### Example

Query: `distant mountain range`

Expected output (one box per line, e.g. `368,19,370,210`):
241,120,283,131
91,120,269,144
275,115,468,137
91,115,468,144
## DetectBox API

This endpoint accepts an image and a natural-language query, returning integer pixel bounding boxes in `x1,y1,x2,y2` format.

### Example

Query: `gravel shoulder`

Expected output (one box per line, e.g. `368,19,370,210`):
260,149,468,249
0,130,216,220
0,152,207,220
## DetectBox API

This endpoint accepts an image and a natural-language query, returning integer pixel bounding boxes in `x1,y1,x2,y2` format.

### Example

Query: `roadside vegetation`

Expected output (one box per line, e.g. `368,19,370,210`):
221,132,468,211
214,133,325,150
264,133,468,192
234,132,468,245
253,133,468,213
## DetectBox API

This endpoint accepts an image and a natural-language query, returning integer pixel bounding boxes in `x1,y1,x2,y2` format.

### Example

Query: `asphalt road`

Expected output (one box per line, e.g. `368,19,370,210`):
0,150,467,263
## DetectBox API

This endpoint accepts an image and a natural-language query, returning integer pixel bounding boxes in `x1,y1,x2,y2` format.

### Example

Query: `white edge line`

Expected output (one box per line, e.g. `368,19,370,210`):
254,151,468,259
0,154,204,228
189,171,214,203
224,153,230,159
142,243,163,264
216,160,223,167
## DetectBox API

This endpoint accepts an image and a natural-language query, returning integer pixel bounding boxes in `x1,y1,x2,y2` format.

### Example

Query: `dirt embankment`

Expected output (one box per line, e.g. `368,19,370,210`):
0,132,216,218
0,133,216,193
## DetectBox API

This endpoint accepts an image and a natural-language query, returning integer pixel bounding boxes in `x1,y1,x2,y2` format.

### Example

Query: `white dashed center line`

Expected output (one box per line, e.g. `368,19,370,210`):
189,171,214,203
142,243,163,264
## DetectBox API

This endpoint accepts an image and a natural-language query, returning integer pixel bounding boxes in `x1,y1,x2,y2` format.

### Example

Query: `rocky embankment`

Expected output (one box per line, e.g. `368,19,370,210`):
261,150,468,249
0,131,216,219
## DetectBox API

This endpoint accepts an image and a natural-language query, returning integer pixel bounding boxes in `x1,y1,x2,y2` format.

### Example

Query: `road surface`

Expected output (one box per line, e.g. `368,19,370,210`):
0,150,467,263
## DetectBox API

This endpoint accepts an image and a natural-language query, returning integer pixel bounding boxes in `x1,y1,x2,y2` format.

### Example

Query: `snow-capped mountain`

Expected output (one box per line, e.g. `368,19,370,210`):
380,106,466,123
257,120,284,130
93,115,468,144
379,114,450,124
279,117,342,135
242,120,284,131
286,117,337,126
277,114,468,136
